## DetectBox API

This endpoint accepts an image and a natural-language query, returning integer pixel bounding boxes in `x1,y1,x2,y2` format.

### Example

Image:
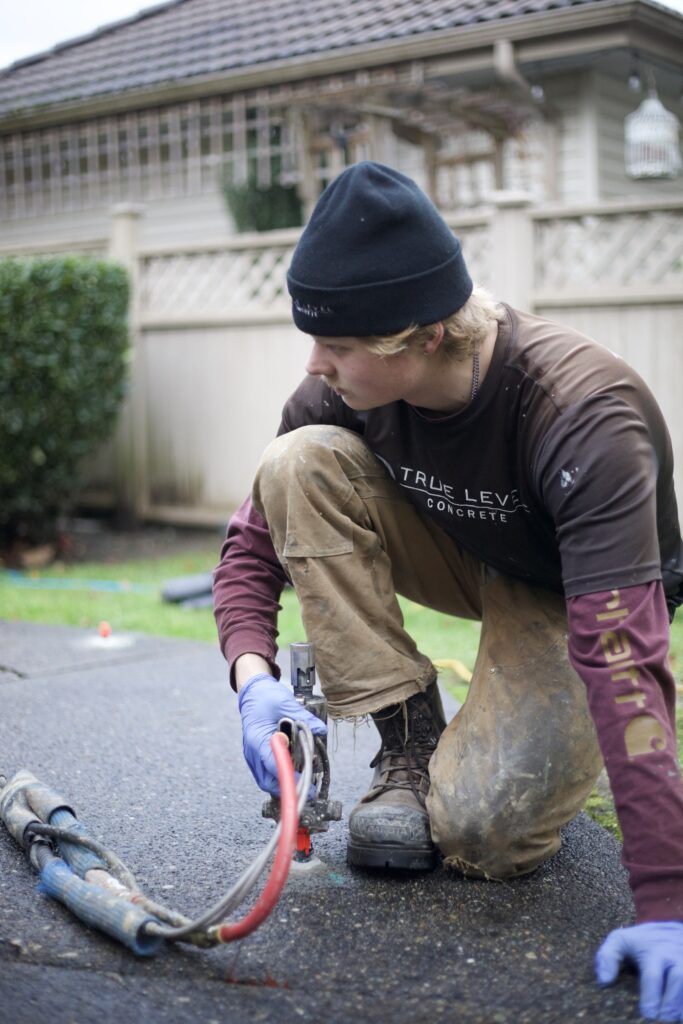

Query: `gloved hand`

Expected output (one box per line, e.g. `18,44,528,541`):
238,672,328,797
596,921,683,1021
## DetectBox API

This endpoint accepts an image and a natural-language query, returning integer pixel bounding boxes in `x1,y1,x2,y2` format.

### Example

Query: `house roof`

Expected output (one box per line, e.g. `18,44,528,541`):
0,0,648,122
2,0,682,126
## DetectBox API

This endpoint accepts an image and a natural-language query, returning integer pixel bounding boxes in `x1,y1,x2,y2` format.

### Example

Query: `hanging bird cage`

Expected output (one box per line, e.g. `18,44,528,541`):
625,84,682,180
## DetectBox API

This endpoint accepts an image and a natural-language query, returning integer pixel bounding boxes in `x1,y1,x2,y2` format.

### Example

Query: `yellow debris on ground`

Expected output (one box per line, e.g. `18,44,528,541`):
433,658,473,684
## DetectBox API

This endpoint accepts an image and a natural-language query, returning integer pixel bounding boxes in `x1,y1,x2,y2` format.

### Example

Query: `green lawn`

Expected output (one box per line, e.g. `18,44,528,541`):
2,549,681,689
2,548,682,842
0,550,484,678
0,550,221,643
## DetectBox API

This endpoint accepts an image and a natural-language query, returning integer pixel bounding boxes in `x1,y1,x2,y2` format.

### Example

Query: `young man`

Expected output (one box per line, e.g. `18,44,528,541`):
213,161,683,1021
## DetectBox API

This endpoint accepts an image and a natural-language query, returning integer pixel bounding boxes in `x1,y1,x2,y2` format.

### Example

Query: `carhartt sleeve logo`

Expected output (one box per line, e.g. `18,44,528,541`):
595,589,669,758
624,716,667,758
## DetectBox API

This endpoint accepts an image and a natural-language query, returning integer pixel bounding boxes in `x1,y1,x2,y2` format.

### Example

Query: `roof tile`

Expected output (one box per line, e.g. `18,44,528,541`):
0,0,659,120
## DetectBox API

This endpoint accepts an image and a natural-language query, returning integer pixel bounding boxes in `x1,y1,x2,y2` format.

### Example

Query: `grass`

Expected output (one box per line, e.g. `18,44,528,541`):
2,547,682,841
2,549,681,691
0,550,221,643
0,550,484,669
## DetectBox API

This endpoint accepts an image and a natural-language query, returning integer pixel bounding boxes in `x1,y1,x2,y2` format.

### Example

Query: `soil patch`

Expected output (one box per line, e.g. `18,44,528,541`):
56,517,225,565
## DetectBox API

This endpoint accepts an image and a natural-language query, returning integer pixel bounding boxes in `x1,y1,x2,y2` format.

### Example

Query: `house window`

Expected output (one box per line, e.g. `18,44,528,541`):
221,107,234,154
118,129,129,172
4,148,15,187
159,118,171,164
59,138,70,177
98,133,109,172
22,146,33,185
180,117,190,161
139,124,149,166
41,142,51,182
200,114,212,157
0,85,357,219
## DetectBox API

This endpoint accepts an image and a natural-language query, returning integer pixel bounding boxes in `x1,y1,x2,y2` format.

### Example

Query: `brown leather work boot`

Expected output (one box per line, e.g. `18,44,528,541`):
347,681,446,870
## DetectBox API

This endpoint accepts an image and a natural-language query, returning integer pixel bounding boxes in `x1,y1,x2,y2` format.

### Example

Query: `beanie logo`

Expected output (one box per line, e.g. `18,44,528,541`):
293,299,334,318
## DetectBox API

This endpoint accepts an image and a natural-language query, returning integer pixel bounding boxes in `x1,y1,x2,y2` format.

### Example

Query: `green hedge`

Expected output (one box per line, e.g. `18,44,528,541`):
0,256,129,545
223,173,303,232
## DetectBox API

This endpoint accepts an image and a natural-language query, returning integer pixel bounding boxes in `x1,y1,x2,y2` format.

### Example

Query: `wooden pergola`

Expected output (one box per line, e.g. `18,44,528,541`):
0,53,542,222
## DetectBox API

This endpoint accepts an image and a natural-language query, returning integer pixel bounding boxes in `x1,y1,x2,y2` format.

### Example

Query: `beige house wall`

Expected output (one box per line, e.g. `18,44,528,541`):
0,192,233,251
142,323,308,518
594,70,683,201
545,73,596,204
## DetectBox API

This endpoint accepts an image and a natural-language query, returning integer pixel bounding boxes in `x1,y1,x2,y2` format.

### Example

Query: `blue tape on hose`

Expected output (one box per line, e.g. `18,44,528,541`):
50,809,107,877
39,859,163,956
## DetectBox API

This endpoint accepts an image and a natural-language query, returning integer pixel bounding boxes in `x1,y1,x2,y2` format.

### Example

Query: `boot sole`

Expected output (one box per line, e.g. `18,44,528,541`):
347,841,437,871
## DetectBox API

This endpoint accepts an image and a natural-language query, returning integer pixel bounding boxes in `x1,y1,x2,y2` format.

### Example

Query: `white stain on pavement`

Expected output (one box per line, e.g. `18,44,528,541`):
75,635,136,650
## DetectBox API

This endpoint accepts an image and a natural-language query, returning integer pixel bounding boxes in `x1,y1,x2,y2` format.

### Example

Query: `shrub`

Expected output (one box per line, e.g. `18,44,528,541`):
0,256,129,547
223,166,303,232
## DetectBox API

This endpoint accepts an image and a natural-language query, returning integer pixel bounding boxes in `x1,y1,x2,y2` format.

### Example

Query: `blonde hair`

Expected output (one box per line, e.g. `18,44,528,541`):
365,285,505,362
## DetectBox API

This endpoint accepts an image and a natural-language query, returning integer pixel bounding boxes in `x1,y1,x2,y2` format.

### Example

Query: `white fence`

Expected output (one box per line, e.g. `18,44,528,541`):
531,199,683,514
2,194,682,524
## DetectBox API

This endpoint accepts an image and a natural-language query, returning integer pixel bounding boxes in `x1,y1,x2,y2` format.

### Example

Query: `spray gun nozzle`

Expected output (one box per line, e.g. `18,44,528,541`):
277,718,295,747
290,642,316,700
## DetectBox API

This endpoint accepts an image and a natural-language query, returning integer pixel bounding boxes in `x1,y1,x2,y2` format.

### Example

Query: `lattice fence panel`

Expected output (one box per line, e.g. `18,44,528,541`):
449,221,492,287
140,242,297,317
535,209,683,290
139,222,493,320
0,242,106,258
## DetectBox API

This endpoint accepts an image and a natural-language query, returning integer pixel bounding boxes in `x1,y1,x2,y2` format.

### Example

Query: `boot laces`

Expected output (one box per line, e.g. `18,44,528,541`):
370,691,443,806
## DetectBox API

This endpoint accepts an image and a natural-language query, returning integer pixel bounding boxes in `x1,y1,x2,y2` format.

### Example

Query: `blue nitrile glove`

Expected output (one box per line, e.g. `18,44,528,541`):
596,922,683,1021
238,672,327,797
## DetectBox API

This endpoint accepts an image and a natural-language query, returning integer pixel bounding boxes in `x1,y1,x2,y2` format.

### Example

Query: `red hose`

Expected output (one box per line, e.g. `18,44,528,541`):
215,731,298,942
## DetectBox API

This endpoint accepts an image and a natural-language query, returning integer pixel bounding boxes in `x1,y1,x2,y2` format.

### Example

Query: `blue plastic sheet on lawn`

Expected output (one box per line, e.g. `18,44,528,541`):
0,572,156,594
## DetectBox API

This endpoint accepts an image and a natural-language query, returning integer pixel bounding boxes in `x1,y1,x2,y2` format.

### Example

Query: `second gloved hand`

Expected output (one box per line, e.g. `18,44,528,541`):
238,672,328,796
596,921,683,1021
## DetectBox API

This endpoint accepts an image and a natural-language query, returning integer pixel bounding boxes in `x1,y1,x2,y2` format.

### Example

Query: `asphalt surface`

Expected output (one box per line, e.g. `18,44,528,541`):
0,620,644,1024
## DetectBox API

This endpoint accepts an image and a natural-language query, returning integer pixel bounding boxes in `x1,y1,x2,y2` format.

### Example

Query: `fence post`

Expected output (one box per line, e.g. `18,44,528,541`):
487,192,534,310
108,203,146,526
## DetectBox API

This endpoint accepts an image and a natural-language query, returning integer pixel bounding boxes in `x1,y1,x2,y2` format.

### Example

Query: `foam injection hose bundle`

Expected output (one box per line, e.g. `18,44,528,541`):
0,722,312,957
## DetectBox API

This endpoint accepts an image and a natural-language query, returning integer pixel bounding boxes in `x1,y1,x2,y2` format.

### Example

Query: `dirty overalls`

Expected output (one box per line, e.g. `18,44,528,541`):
253,424,603,879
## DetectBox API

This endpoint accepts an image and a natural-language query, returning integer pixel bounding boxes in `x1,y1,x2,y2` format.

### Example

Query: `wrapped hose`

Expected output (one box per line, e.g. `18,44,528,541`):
37,859,163,957
1,726,311,956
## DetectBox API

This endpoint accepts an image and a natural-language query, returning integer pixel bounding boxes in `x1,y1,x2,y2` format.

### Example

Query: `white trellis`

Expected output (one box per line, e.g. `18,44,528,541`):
138,232,299,320
534,206,683,292
0,97,298,220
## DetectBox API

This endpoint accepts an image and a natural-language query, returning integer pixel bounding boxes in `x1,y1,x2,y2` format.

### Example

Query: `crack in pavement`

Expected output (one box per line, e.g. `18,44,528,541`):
0,664,27,679
0,646,209,682
0,947,296,991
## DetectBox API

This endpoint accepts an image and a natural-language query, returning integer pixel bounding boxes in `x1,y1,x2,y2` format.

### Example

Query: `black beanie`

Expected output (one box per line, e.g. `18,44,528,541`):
287,161,473,337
